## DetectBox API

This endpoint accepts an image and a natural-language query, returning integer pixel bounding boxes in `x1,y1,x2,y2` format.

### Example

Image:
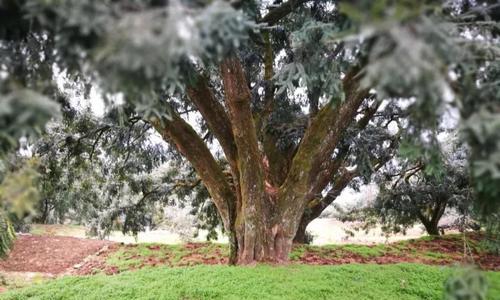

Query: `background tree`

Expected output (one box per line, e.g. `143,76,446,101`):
33,101,172,235
343,139,472,236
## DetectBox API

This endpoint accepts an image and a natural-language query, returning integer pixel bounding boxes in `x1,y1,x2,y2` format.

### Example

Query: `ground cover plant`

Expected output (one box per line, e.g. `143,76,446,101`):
52,234,500,275
1,264,499,300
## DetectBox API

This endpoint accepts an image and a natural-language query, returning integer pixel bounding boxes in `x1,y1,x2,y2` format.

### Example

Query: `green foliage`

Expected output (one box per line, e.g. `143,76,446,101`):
445,268,489,300
0,212,15,258
24,0,254,119
338,0,434,25
0,159,40,219
3,264,499,300
344,137,473,236
33,106,170,236
480,218,500,255
0,24,61,256
464,108,500,216
274,20,345,101
330,1,456,131
0,92,60,154
1,0,500,262
0,158,42,257
332,0,500,234
398,139,445,178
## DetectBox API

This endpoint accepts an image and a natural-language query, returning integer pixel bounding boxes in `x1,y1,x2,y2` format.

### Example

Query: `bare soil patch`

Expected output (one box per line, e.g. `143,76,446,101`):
0,235,113,275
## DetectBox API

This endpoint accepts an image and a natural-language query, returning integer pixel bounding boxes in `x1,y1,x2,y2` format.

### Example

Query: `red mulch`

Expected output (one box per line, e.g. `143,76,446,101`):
0,235,113,274
293,235,500,270
298,251,451,267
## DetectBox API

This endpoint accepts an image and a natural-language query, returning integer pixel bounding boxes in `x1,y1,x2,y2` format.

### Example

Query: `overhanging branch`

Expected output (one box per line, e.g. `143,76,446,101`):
150,110,235,228
186,74,238,172
220,55,266,203
279,66,368,209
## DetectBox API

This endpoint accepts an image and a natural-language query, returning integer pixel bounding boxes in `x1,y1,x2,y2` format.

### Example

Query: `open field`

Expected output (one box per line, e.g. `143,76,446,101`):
29,219,438,246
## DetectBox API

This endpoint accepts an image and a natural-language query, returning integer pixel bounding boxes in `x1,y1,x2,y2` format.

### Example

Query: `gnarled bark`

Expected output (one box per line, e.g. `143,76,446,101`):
221,56,279,263
219,56,302,263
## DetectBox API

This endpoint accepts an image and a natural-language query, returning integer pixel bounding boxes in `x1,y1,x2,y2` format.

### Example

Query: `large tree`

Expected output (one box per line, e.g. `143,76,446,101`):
1,0,499,263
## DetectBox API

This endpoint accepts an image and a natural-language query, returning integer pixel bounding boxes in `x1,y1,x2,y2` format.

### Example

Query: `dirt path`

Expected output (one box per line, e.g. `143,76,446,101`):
0,235,113,274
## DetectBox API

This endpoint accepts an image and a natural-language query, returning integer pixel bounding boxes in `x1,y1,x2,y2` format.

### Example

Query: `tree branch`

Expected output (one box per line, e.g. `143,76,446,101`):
171,178,202,190
186,74,238,172
309,146,350,199
150,110,235,229
220,56,266,189
305,168,358,223
88,126,111,161
303,131,399,224
308,98,382,197
357,98,381,129
308,75,370,186
279,66,369,210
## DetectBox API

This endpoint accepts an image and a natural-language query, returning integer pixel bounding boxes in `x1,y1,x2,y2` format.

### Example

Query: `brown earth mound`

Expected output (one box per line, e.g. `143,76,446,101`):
0,235,113,274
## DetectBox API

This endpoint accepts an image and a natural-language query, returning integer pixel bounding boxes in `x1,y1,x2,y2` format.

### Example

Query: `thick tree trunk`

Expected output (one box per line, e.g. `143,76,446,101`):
293,218,310,244
419,210,443,236
232,212,294,264
420,199,447,236
423,221,440,236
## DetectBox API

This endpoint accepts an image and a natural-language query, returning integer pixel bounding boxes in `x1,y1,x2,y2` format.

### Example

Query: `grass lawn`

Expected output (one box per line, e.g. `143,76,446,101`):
1,264,499,300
